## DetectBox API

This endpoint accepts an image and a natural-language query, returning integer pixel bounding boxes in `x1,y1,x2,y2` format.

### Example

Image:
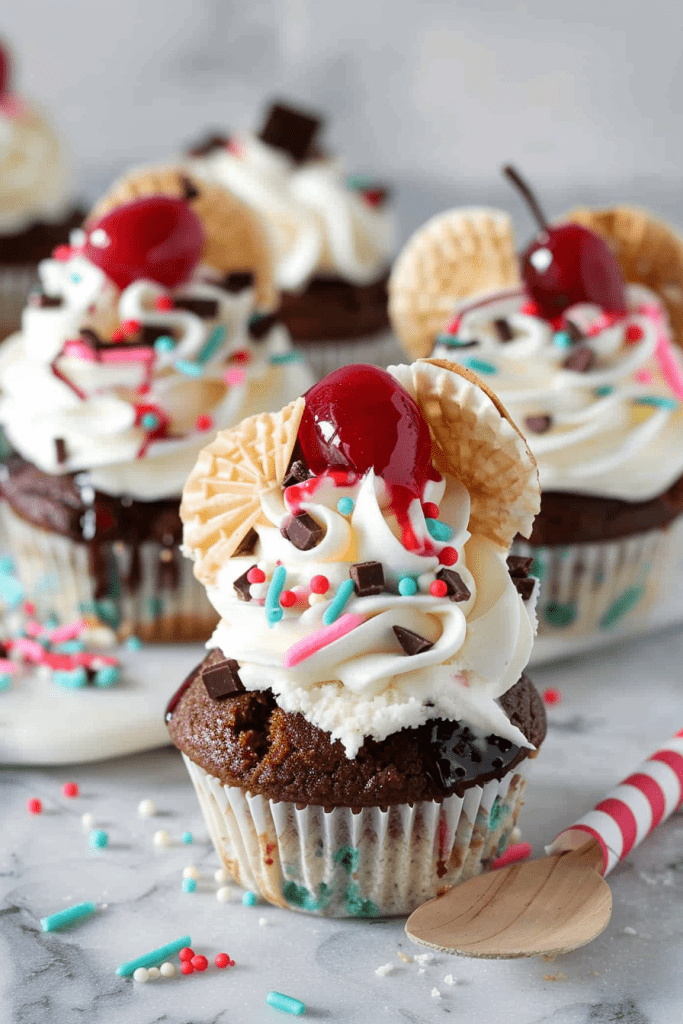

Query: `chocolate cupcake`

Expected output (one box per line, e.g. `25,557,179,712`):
389,187,683,663
168,359,545,916
185,100,401,377
0,170,314,641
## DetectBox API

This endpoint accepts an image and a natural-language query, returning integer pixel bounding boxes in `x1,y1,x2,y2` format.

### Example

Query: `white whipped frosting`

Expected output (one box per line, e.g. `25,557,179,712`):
0,248,313,500
0,98,72,235
188,134,395,291
433,285,683,502
207,464,536,758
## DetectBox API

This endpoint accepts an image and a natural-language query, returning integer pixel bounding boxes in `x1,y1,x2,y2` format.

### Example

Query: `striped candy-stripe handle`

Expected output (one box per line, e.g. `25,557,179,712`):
547,730,683,876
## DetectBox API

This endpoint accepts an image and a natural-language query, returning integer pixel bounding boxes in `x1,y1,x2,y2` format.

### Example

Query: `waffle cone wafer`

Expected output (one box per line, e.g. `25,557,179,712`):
88,165,277,311
390,359,539,547
564,206,683,347
181,397,305,586
389,208,521,360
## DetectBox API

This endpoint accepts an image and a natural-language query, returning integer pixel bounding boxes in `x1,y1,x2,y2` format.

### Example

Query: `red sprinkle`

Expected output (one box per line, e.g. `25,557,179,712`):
439,547,458,566
111,328,126,342
625,324,644,344
246,567,266,585
543,687,562,706
52,245,72,262
214,953,231,969
181,961,194,975
230,349,251,364
279,590,296,608
191,955,208,972
154,295,174,311
309,575,329,595
521,300,540,317
422,502,440,520
27,798,42,815
62,782,79,798
196,414,214,432
122,319,141,337
429,579,448,598
179,947,195,962
24,601,36,615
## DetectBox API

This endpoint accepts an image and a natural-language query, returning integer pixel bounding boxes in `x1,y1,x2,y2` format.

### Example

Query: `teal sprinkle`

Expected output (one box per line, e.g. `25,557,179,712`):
54,667,88,689
242,890,257,906
269,351,304,364
89,829,108,849
181,878,196,893
552,330,573,349
46,613,60,628
141,412,160,430
93,599,121,630
543,602,577,628
266,565,287,625
55,640,85,654
0,673,12,692
0,573,24,607
595,384,614,397
599,585,645,630
153,335,175,354
0,556,15,574
182,831,193,844
426,518,453,542
347,174,372,190
489,798,504,831
70,273,82,284
635,396,678,411
175,358,203,377
145,597,164,619
197,325,226,365
398,576,418,596
126,635,143,651
116,935,191,977
462,357,497,375
337,497,354,515
41,901,97,932
94,665,120,687
344,882,379,918
436,333,471,348
334,846,360,873
322,578,356,625
266,992,306,1016
529,557,545,579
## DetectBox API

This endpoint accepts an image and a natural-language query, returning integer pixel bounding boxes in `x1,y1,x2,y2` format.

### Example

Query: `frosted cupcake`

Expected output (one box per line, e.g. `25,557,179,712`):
185,100,400,377
0,40,82,339
389,170,683,661
0,170,313,641
167,359,546,916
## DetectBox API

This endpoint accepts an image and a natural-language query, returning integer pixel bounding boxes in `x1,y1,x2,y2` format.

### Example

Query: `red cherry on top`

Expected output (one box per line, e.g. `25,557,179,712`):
504,166,627,321
82,195,204,292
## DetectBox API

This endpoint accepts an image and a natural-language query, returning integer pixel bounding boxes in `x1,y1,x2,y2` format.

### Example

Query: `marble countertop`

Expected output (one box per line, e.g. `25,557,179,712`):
3,623,683,1024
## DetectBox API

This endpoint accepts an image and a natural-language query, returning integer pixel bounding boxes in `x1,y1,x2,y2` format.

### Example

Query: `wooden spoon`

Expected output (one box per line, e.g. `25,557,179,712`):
407,730,683,959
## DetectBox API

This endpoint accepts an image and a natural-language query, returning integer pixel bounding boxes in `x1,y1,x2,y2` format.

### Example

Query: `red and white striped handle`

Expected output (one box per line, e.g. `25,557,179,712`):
547,730,683,876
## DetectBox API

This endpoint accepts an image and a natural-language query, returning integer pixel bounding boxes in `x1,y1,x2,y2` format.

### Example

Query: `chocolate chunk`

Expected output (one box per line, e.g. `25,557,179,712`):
513,576,536,601
259,102,322,162
436,568,471,602
186,131,230,157
54,438,67,465
393,625,434,656
563,345,595,373
248,313,278,341
234,527,258,556
493,318,514,341
350,561,385,596
233,564,258,601
179,175,200,201
215,271,255,293
282,440,310,489
174,297,219,318
563,319,584,343
506,555,534,578
281,511,323,550
202,658,245,700
79,327,105,349
29,292,62,308
524,414,552,434
140,324,176,347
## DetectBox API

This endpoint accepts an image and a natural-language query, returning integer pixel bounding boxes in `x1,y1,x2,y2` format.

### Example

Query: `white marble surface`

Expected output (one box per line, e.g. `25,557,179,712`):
2,623,683,1024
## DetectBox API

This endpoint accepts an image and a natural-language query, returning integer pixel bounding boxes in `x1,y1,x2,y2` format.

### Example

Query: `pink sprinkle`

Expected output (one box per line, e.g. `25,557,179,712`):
492,842,533,870
655,332,683,400
24,602,36,615
246,567,266,584
100,346,154,364
0,659,18,674
10,638,46,662
49,620,86,644
635,369,653,384
62,341,95,361
121,319,141,336
25,620,43,638
52,245,72,262
283,613,367,668
223,367,247,387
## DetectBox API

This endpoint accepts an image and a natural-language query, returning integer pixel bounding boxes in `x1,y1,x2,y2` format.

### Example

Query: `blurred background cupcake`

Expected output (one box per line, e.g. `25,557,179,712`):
0,168,314,641
0,39,83,340
389,182,683,663
185,100,400,377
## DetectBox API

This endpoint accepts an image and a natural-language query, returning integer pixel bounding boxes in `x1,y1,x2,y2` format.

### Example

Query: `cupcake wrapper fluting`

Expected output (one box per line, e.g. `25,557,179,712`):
183,753,534,918
294,329,404,380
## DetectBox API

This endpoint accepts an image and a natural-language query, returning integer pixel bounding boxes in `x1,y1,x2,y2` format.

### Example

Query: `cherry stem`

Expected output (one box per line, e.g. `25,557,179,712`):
503,165,549,233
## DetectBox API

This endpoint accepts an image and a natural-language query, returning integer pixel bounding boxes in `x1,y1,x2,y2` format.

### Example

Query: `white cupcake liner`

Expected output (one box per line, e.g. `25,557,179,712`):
0,501,217,641
0,265,37,338
294,328,405,379
183,752,533,917
515,516,683,664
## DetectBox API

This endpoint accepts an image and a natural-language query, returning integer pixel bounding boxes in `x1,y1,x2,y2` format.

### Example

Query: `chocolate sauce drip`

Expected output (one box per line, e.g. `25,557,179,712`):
422,722,522,797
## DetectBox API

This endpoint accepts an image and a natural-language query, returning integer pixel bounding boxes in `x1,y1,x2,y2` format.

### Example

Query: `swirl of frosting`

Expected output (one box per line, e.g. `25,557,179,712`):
0,249,314,500
188,135,395,291
0,98,72,235
432,284,683,501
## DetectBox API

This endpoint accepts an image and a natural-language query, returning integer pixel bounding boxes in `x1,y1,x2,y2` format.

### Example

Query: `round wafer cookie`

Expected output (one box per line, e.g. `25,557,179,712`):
88,165,277,311
389,208,521,359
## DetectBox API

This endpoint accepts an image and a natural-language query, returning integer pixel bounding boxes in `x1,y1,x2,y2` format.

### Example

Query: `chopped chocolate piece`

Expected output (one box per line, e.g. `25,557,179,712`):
349,560,385,597
29,292,62,308
493,317,514,341
281,511,323,550
174,297,219,318
54,438,67,465
79,327,105,349
435,568,471,602
393,625,434,656
563,319,584,343
524,414,552,434
563,345,595,373
248,313,278,341
216,271,255,293
186,131,230,157
234,527,258,556
513,576,536,601
506,555,534,578
233,564,258,601
202,658,245,700
179,175,200,201
259,102,322,163
282,460,309,489
140,324,176,347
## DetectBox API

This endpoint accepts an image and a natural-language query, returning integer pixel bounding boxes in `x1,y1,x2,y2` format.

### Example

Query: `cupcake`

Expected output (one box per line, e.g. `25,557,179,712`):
0,169,314,641
184,100,400,377
167,359,546,916
389,172,683,662
0,40,83,339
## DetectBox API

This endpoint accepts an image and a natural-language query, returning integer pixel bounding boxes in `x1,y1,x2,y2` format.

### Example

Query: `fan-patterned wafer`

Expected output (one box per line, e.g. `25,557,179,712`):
181,398,305,586
88,165,277,311
389,208,521,360
390,359,539,547
564,206,683,348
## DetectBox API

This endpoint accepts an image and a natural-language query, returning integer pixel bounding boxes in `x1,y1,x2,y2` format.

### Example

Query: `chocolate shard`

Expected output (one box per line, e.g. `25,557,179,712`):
233,563,258,601
29,292,62,309
393,625,434,656
54,438,67,465
506,555,534,578
234,527,258,556
259,101,322,162
282,441,310,489
174,297,219,319
524,414,552,434
436,568,471,602
215,271,255,293
202,658,245,700
493,317,514,341
186,131,230,157
140,324,176,347
350,560,385,597
281,511,323,550
563,345,595,373
513,576,536,601
248,313,278,341
179,174,200,201
563,319,584,343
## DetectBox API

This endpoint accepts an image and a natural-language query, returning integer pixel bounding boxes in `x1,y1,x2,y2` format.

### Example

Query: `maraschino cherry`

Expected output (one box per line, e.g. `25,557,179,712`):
83,196,204,292
504,166,627,320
